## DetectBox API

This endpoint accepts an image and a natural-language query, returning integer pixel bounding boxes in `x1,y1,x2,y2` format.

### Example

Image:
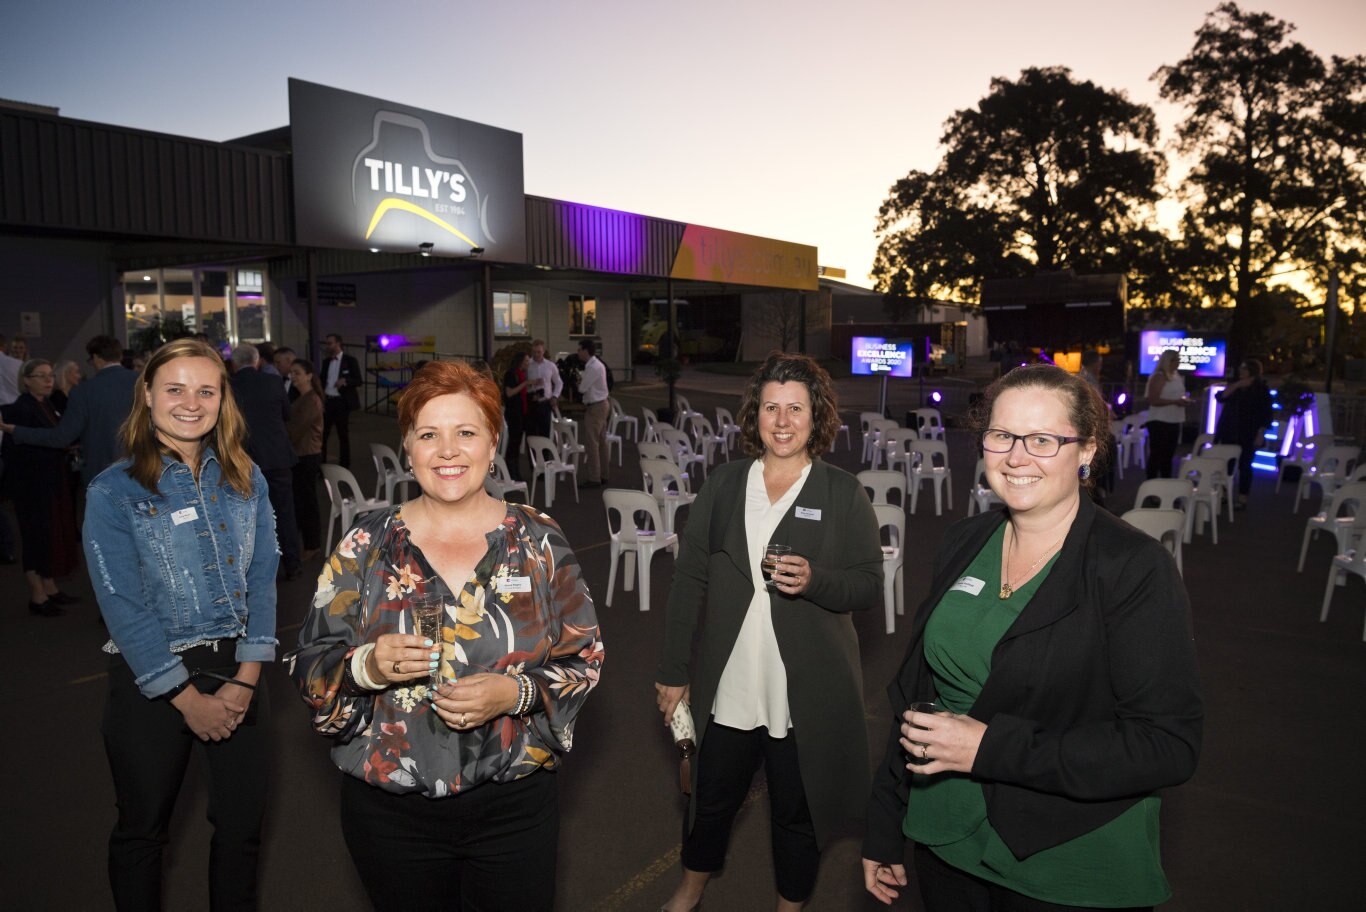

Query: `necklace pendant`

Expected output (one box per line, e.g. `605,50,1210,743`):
999,583,1013,600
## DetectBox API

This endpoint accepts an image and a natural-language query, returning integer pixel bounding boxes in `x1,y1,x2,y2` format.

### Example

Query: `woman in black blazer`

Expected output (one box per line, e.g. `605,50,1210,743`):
656,353,882,912
862,364,1202,911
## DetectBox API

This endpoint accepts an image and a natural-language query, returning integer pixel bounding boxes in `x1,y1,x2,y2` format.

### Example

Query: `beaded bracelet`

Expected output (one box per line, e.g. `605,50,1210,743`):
512,673,535,716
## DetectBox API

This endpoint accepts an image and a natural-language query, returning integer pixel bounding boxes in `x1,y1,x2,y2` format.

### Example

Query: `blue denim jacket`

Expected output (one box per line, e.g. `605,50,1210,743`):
84,449,279,698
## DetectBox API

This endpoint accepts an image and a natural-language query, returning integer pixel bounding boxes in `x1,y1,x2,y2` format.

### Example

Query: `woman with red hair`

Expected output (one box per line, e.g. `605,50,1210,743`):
288,359,604,912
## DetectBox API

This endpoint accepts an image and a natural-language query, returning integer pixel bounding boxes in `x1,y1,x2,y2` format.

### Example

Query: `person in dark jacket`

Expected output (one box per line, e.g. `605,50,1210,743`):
656,353,882,912
862,364,1202,911
0,335,136,487
1,359,81,615
1215,358,1274,510
320,333,363,468
230,344,301,579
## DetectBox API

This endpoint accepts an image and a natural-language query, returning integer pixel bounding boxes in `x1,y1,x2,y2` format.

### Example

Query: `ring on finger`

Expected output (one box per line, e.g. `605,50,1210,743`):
392,660,402,675
459,712,469,728
919,743,929,759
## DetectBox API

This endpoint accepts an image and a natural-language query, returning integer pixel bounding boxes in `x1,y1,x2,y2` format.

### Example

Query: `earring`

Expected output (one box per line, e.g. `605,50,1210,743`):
1078,464,1092,480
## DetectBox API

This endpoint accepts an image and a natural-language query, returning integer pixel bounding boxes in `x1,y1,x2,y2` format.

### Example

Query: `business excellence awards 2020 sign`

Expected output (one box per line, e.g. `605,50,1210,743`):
289,79,526,262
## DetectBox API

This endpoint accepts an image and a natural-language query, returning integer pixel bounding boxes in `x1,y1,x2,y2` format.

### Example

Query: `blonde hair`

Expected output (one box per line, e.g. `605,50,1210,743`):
120,339,254,496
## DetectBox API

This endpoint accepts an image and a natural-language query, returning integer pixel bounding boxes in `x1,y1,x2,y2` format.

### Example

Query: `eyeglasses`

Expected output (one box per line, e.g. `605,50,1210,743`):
981,429,1083,457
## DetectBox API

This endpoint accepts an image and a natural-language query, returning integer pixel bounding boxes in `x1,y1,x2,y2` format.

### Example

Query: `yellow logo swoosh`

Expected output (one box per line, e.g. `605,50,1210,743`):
363,198,478,247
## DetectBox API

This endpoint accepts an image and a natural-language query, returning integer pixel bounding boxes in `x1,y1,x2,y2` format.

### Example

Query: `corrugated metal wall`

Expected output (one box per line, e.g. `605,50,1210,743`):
0,109,293,244
525,195,683,278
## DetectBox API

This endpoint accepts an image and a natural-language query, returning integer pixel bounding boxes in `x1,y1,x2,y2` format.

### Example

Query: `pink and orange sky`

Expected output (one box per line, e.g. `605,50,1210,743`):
3,0,1361,288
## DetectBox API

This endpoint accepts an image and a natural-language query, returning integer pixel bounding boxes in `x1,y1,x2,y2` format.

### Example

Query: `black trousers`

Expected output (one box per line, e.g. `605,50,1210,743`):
291,453,322,550
260,464,300,574
915,844,1153,912
1146,421,1180,479
504,409,527,482
682,720,819,903
340,771,559,912
101,644,270,912
322,397,352,468
529,400,553,439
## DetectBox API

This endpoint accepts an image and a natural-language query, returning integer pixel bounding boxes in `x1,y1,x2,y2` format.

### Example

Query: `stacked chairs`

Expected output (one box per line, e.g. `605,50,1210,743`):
601,489,679,612
908,439,953,516
525,435,579,510
369,442,418,504
640,457,696,535
966,458,1005,516
320,464,390,554
1297,481,1366,572
858,469,907,510
1294,445,1360,514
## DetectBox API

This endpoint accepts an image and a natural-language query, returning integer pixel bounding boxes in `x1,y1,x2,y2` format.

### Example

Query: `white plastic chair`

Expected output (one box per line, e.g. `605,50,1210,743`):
715,407,741,454
1183,456,1229,544
966,457,1004,516
865,419,899,469
526,435,579,509
859,412,885,463
659,426,708,480
551,415,586,474
1179,434,1215,467
1295,445,1360,513
602,489,679,612
1120,508,1186,576
369,442,418,504
1109,419,1129,481
1203,444,1243,513
1319,542,1366,641
484,454,529,503
687,414,725,465
909,439,953,515
913,408,945,442
1133,478,1196,543
640,457,697,534
608,397,638,443
881,427,920,487
641,408,660,443
1298,481,1366,572
874,503,906,635
858,469,907,509
1276,433,1332,494
832,417,852,452
1120,411,1151,472
673,394,702,428
320,464,390,554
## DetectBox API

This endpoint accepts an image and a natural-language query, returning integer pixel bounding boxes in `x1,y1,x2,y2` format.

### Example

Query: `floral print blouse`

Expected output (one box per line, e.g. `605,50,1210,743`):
286,502,603,797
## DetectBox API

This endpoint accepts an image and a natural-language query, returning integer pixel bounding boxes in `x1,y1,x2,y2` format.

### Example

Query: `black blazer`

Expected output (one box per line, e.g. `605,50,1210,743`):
864,494,1202,863
229,367,297,471
1,394,66,498
10,364,137,484
321,353,362,412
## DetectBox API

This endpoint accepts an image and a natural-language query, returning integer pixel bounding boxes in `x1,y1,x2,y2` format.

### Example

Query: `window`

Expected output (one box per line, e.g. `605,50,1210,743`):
494,291,529,336
569,294,597,336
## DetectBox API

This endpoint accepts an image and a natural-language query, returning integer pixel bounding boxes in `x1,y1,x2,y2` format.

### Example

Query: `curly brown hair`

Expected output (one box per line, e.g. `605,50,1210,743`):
968,363,1113,487
736,352,841,458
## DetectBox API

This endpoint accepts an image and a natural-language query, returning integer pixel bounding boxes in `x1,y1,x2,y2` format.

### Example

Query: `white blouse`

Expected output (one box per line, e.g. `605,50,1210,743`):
711,460,812,735
1149,371,1187,424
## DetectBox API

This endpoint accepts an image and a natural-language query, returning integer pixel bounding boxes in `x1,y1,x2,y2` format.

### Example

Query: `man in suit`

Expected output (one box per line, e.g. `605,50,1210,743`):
1,334,136,487
274,347,299,402
320,333,362,468
230,344,302,579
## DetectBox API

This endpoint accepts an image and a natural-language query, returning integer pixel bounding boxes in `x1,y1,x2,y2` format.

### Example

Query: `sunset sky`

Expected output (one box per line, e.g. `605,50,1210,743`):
3,0,1362,288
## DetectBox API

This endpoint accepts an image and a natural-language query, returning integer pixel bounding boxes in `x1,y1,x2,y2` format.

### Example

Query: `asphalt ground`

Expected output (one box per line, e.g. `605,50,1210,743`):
2,371,1363,910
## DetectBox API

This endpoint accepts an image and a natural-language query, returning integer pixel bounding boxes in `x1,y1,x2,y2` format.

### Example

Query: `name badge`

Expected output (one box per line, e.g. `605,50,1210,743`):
795,507,822,521
497,576,532,594
171,507,199,526
950,576,985,596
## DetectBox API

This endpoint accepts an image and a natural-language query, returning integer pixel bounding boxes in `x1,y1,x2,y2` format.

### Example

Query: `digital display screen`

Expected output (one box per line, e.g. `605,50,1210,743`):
851,336,915,377
1138,331,1227,377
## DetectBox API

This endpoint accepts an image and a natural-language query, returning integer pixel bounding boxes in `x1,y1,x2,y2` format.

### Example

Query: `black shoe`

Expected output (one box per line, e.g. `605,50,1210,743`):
30,601,63,617
48,590,81,605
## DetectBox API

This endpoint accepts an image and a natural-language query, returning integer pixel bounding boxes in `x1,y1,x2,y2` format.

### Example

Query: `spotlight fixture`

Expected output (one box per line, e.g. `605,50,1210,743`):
930,391,943,404
418,242,434,257
468,246,485,258
369,247,381,254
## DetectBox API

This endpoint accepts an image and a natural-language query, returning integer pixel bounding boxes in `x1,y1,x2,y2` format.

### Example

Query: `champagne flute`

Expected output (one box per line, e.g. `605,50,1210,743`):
409,593,445,690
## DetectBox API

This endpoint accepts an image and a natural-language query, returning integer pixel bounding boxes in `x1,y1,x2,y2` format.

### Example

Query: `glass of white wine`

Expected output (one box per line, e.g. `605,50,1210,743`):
762,543,793,589
409,593,445,690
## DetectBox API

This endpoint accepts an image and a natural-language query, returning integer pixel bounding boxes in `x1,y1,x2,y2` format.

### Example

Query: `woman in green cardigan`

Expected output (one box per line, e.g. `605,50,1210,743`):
655,353,883,912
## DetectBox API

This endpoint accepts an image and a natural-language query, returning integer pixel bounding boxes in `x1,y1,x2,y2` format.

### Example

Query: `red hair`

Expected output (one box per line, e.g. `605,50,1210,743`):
398,360,503,441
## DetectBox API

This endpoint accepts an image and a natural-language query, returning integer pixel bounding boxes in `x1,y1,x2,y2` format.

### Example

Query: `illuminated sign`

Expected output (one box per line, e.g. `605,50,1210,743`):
1138,330,1227,377
851,336,915,377
670,225,817,291
289,79,526,261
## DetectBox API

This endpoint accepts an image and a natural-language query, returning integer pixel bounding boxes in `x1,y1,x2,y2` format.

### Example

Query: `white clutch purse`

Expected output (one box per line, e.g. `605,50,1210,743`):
669,699,696,794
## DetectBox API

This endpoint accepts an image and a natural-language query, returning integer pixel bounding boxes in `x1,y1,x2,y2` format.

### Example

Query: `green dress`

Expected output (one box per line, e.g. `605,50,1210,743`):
902,525,1170,907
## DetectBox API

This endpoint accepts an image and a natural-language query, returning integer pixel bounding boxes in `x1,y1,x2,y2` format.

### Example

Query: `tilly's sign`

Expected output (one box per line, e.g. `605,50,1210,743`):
289,79,526,262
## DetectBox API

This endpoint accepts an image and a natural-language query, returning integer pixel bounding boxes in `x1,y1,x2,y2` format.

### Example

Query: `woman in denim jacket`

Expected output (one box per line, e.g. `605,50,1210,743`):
84,338,278,911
